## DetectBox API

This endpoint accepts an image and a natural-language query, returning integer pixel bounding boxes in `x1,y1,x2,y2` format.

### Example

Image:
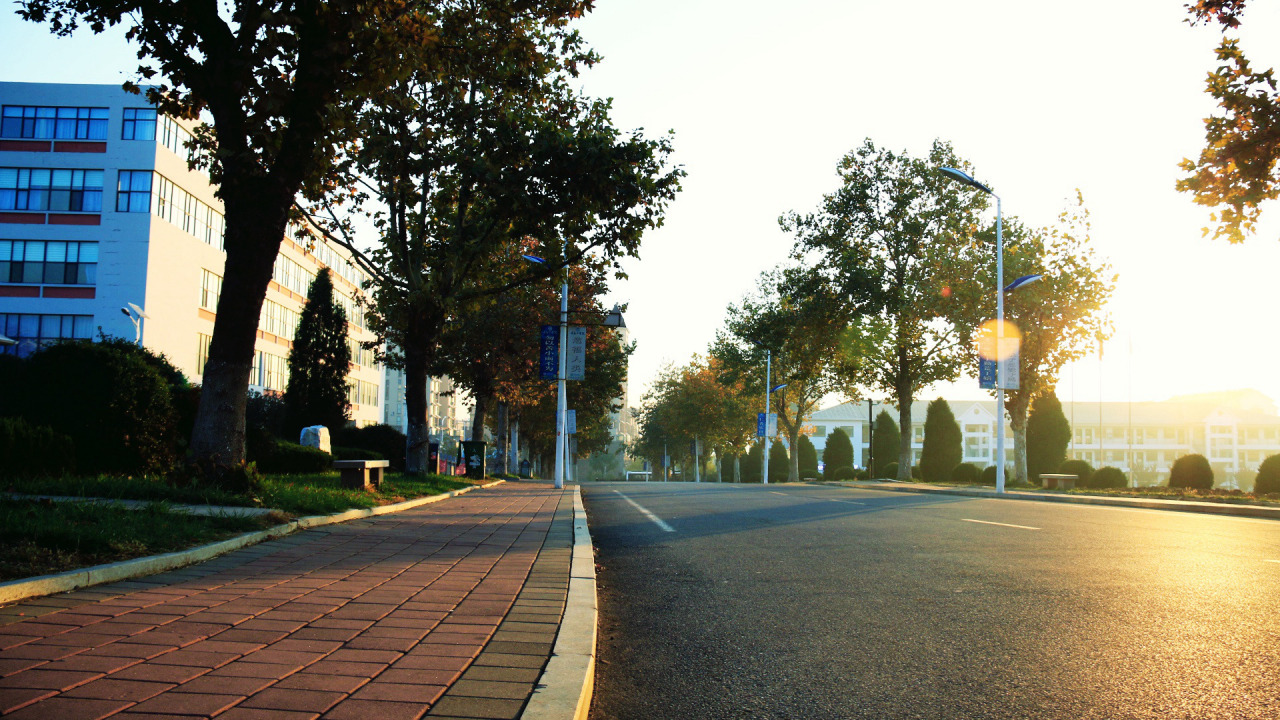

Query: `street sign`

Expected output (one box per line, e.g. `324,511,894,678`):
979,357,997,389
757,412,778,438
567,325,586,381
539,325,558,380
565,409,577,434
978,342,1020,390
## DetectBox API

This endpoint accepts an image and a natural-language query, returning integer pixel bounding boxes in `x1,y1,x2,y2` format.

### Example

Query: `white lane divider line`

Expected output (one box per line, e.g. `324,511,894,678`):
828,499,867,506
962,518,1040,531
769,491,788,496
613,490,675,532
1266,559,1280,564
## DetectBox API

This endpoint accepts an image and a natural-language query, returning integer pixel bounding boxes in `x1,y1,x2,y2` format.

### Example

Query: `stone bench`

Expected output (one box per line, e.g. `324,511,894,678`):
334,459,390,491
1040,473,1078,490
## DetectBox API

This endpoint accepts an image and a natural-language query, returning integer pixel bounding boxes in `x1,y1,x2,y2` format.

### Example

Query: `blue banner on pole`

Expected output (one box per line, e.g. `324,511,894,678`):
979,358,997,389
539,325,559,380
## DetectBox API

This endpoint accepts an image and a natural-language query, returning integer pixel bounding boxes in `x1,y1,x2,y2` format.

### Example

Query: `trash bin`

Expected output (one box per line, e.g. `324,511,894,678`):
461,441,487,480
428,442,442,475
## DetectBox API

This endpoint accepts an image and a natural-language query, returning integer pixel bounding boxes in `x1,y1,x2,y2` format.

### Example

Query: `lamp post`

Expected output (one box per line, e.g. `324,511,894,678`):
762,349,772,484
120,303,149,345
939,167,1008,493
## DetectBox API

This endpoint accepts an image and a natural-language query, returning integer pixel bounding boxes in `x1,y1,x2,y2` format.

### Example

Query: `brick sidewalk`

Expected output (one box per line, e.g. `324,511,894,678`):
0,481,573,720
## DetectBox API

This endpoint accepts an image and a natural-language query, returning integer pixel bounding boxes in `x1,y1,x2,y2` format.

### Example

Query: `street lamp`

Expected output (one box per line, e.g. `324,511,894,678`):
120,303,149,345
939,166,1009,493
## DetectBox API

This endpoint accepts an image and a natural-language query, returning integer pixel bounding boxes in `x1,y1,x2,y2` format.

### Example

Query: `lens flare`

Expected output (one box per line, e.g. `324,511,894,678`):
976,319,1021,361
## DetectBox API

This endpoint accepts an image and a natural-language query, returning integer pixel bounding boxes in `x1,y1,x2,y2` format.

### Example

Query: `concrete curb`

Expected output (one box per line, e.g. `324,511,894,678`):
520,485,597,720
825,480,1280,520
0,479,506,606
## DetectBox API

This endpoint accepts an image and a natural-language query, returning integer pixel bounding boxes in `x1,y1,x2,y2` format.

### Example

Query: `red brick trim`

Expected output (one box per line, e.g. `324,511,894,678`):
48,214,101,226
0,285,40,297
53,141,108,153
42,286,95,299
0,212,46,224
0,140,51,152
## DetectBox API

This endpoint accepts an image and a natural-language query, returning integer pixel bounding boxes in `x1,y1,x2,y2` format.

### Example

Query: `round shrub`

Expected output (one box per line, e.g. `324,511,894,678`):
951,463,980,484
1090,466,1127,489
1255,455,1280,496
911,465,922,480
18,341,177,474
1169,453,1213,490
882,461,899,480
332,446,384,461
0,417,75,478
1059,459,1094,487
981,465,997,485
332,424,407,470
255,440,332,474
856,468,870,480
831,465,855,481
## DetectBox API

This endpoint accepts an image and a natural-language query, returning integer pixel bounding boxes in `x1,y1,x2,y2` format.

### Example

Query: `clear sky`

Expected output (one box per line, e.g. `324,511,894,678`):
5,1,1279,410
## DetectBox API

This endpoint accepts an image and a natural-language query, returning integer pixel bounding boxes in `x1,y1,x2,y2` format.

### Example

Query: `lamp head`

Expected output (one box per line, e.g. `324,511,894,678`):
770,383,788,393
939,166,993,195
521,254,545,264
120,307,132,317
1004,274,1043,293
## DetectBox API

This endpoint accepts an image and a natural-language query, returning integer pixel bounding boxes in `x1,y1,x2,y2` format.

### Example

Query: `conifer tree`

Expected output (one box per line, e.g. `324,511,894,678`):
872,410,901,479
769,440,789,483
1026,392,1072,483
285,269,351,434
797,435,818,478
823,428,854,476
920,398,963,482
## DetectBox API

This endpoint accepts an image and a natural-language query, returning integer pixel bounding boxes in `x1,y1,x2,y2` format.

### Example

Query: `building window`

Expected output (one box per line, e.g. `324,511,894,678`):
255,351,288,391
121,108,157,141
200,269,222,311
348,378,379,408
1,106,108,140
810,425,826,437
0,168,104,212
348,337,375,367
158,116,201,169
197,333,212,375
117,170,152,212
0,240,98,285
150,174,224,249
260,299,299,341
0,313,93,357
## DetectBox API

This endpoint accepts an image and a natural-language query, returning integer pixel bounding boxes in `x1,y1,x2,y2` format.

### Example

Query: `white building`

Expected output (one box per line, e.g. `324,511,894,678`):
805,390,1280,485
0,82,384,425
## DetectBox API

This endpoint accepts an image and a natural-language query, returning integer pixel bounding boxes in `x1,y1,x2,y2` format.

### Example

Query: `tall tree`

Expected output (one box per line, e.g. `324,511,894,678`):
1026,391,1072,484
713,268,861,482
285,269,351,433
313,1,680,473
1179,0,1280,242
20,0,426,477
920,397,962,483
785,139,986,481
823,428,854,476
872,410,900,479
955,197,1114,483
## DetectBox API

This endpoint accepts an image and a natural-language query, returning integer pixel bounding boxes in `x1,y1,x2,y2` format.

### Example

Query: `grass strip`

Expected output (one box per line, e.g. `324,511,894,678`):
0,499,277,582
258,472,473,516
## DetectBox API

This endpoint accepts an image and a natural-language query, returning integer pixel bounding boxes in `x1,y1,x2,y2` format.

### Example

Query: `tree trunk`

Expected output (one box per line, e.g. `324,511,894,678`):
1007,396,1030,484
734,454,741,483
188,191,289,471
788,425,801,482
495,402,508,474
470,392,490,442
897,387,914,481
403,343,431,474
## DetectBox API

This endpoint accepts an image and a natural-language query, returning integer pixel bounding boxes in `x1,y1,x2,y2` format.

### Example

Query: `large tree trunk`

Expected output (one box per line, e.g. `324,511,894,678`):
1007,395,1030,484
510,419,520,475
188,190,290,471
495,402,508,473
470,391,491,442
897,385,914,481
788,425,801,482
734,454,741,483
403,333,432,474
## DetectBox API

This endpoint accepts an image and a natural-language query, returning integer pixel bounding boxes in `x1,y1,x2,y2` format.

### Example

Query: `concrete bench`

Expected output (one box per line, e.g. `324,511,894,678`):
334,459,390,491
1041,473,1078,490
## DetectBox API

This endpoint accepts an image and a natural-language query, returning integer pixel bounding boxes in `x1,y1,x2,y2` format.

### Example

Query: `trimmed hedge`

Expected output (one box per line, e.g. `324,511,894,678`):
254,440,332,474
830,466,855,481
332,446,384,461
1059,459,1094,488
980,465,997,485
1090,466,1127,489
0,417,75,478
883,462,899,480
1169,453,1213,490
951,463,980,484
331,424,407,471
1256,455,1280,495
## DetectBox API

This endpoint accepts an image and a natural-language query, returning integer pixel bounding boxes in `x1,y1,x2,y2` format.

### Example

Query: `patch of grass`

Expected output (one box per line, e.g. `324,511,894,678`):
1063,486,1280,507
0,499,274,582
3,473,251,507
258,472,474,516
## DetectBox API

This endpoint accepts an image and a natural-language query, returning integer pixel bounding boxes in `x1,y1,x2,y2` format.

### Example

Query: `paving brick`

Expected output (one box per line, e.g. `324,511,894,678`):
109,663,209,684
171,673,275,696
0,686,56,713
457,666,540,684
320,698,430,720
0,668,103,690
446,679,530,701
2,695,130,720
350,681,447,704
426,695,524,720
216,707,323,720
207,661,305,678
61,677,175,702
274,672,368,694
239,687,345,713
390,654,470,673
303,659,389,677
126,690,244,716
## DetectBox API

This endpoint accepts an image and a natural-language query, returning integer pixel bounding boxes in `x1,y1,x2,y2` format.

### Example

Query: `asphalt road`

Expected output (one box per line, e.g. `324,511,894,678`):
583,482,1280,720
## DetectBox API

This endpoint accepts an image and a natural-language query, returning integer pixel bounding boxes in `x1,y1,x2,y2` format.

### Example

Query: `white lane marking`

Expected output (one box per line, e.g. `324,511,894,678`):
962,518,1040,531
612,490,675,532
828,499,867,506
1266,560,1280,564
769,491,788,496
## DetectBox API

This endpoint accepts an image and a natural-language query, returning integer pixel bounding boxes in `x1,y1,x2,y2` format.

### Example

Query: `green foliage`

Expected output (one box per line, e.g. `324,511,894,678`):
17,341,176,474
980,465,997,486
831,466,856,480
872,410,900,478
741,442,763,483
1090,466,1128,489
768,440,789,483
797,435,818,478
823,428,854,477
1169,454,1214,489
911,465,921,480
1059,459,1095,487
1027,392,1073,482
0,417,75,478
285,269,351,435
332,446,383,461
1255,455,1280,495
254,441,332,475
920,397,962,482
951,463,980,484
332,424,407,471
883,462,899,480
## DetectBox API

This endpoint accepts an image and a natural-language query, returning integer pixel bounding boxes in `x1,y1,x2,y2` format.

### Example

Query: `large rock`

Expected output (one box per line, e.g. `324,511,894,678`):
300,426,331,454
